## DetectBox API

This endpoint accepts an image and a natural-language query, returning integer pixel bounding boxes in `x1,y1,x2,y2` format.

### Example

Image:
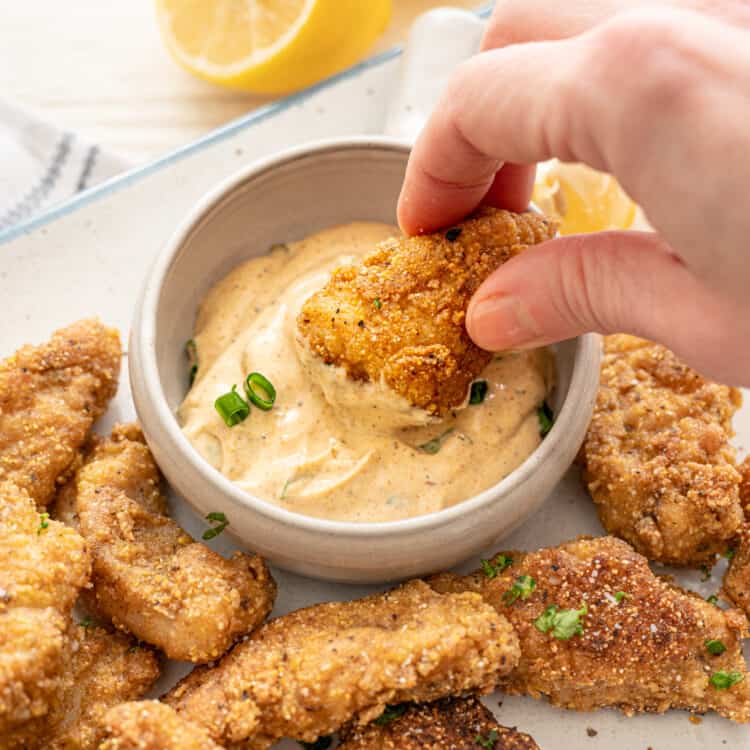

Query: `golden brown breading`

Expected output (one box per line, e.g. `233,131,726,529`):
70,423,276,663
739,455,750,516
338,696,539,750
297,208,556,416
0,481,90,746
582,334,743,566
101,701,224,750
724,525,750,620
0,319,121,508
44,624,160,750
165,580,519,750
429,536,750,722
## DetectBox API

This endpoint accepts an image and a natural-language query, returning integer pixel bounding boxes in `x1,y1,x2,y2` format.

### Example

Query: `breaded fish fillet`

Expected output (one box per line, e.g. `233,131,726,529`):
165,580,519,749
68,423,276,663
0,481,90,746
0,319,121,507
722,458,750,616
582,335,743,566
429,536,750,721
45,624,160,750
338,696,539,750
297,207,556,417
101,702,224,750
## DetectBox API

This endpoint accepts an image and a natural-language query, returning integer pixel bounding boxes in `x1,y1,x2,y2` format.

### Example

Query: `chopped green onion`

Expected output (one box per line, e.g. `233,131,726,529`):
244,372,276,411
710,670,744,689
445,227,462,242
534,603,588,640
37,512,50,535
469,380,489,405
724,548,736,561
707,594,719,606
476,729,499,748
202,511,229,540
700,565,712,582
79,616,94,629
299,737,332,750
373,298,382,310
481,555,513,579
375,704,407,726
417,428,454,455
503,575,536,605
185,339,198,385
614,591,629,603
705,639,727,656
538,401,554,437
214,386,250,427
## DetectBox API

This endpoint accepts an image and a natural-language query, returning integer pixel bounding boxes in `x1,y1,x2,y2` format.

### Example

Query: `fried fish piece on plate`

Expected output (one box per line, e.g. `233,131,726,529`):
429,536,750,722
0,481,90,747
582,334,743,566
722,457,750,616
296,207,556,423
43,624,160,750
165,580,519,749
69,423,276,663
0,319,121,507
101,701,223,750
338,695,539,750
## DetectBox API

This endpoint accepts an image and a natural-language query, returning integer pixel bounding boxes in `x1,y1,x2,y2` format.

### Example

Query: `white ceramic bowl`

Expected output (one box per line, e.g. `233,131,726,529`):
129,138,601,583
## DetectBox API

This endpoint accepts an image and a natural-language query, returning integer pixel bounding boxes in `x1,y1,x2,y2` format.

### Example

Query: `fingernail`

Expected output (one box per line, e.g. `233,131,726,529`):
467,295,543,351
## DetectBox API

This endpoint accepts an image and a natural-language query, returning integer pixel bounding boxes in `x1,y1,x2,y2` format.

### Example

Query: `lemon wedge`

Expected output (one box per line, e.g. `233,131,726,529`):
156,0,392,95
533,160,637,235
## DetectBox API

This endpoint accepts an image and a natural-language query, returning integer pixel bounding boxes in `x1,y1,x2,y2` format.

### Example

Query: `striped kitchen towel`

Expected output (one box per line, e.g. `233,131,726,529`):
0,100,126,231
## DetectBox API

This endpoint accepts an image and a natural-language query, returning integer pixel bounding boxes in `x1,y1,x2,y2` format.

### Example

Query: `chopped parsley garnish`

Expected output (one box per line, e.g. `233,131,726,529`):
202,511,229,540
537,401,554,437
710,670,744,689
481,555,513,579
214,386,250,427
373,298,383,310
724,548,736,561
503,575,536,605
614,591,629,603
244,372,276,411
476,729,499,748
534,604,588,640
445,227,462,242
700,565,712,582
299,737,332,750
37,512,50,535
707,594,719,606
375,704,407,726
705,639,727,656
79,616,94,629
417,428,454,455
185,339,198,385
469,380,489,405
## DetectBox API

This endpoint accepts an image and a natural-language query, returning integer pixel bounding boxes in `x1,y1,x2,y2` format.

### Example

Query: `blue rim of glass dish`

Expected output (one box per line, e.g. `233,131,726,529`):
0,3,493,246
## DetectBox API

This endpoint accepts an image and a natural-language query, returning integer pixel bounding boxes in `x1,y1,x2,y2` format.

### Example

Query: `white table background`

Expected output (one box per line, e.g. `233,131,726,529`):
1,0,481,164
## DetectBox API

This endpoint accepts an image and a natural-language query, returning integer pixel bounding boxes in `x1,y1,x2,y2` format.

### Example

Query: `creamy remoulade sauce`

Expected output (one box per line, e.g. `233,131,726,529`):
179,222,555,522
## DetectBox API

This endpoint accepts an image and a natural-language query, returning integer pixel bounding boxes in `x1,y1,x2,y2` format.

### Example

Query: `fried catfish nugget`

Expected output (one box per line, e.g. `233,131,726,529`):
0,481,90,745
165,580,519,749
101,702,223,750
582,335,743,566
723,458,750,616
73,424,276,663
430,536,750,721
297,208,556,417
338,696,539,750
0,319,121,507
44,624,160,750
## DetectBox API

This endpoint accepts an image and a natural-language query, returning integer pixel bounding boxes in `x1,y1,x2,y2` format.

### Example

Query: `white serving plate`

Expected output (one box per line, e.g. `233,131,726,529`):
1,7,749,748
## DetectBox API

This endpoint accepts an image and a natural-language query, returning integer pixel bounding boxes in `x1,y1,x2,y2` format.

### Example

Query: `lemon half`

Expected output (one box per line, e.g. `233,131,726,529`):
156,0,392,95
533,160,637,235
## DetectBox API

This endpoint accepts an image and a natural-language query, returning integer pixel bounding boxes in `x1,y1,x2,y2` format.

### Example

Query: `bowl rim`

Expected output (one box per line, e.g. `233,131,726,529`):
134,134,602,538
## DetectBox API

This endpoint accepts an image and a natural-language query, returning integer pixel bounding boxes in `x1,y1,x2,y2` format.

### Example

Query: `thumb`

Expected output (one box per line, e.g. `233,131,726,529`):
466,231,750,383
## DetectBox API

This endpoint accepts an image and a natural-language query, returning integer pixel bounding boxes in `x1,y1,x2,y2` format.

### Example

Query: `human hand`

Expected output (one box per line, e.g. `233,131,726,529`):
397,0,750,384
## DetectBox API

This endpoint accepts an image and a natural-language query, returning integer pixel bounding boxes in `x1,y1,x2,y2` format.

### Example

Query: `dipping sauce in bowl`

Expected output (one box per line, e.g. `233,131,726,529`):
179,222,555,522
